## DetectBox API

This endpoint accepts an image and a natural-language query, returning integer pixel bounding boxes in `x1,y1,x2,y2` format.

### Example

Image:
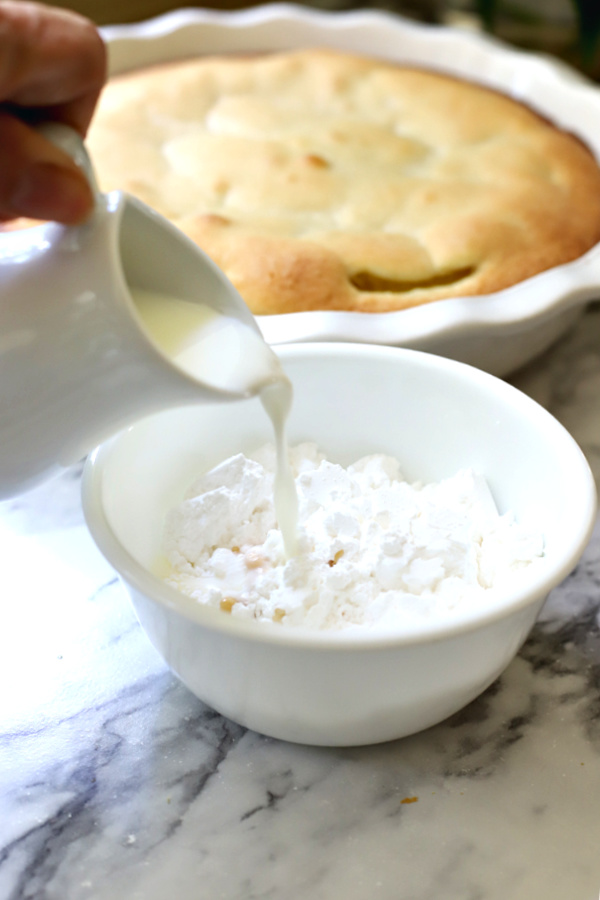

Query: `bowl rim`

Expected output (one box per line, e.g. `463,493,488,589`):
82,342,598,651
98,3,600,355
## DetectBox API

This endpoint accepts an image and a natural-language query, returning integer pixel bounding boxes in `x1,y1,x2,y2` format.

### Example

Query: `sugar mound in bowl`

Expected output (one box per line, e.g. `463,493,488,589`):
83,344,596,746
163,444,544,632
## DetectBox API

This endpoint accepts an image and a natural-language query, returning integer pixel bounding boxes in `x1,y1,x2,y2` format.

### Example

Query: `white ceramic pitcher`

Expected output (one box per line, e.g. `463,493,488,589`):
0,125,269,498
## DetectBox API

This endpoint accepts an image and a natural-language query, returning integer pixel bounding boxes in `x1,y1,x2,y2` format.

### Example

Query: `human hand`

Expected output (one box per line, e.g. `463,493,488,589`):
0,1,106,225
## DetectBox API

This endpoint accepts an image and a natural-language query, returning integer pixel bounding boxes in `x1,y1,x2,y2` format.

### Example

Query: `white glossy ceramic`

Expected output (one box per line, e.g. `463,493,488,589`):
100,3,600,377
0,128,262,498
82,343,596,746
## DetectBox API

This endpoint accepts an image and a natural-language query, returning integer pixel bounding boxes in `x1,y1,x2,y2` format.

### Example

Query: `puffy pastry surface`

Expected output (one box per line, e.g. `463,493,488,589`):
86,48,600,314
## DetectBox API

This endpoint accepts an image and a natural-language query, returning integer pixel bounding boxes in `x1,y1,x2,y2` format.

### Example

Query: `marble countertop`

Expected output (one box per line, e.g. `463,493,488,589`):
2,306,600,900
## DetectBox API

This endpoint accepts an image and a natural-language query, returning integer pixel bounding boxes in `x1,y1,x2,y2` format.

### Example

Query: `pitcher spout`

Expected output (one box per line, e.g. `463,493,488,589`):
0,127,281,498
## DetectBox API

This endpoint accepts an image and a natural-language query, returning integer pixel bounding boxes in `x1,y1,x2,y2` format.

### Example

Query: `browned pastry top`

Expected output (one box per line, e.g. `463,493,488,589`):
86,48,600,314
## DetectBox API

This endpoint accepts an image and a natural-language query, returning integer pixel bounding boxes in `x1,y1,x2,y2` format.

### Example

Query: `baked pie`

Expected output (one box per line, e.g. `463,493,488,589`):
86,48,600,314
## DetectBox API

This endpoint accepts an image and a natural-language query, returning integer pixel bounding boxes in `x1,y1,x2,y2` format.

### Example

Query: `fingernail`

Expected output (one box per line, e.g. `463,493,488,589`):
10,163,93,224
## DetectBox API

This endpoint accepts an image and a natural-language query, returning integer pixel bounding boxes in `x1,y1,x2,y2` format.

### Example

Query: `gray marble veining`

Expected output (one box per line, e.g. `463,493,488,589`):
2,306,600,900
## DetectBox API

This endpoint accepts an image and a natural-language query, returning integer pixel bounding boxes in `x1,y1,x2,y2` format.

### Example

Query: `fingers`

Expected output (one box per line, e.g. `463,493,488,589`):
0,1,106,134
0,1,105,224
0,112,94,224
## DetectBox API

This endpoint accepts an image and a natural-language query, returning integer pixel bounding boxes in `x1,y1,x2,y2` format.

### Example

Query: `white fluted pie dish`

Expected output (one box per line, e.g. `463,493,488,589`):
100,4,600,376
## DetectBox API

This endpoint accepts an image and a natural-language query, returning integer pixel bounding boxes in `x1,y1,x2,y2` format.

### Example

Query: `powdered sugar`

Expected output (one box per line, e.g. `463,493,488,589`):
162,443,544,630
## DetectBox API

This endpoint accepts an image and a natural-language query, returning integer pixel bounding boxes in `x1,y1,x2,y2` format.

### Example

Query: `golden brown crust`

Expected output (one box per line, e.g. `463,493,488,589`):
86,48,600,314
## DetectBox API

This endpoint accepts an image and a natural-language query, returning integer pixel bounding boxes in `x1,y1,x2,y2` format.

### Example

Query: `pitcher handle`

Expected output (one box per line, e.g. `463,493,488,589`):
36,122,100,201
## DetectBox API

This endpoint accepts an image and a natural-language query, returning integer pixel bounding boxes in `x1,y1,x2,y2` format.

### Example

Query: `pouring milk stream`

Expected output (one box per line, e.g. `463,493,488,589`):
133,289,299,557
0,122,300,553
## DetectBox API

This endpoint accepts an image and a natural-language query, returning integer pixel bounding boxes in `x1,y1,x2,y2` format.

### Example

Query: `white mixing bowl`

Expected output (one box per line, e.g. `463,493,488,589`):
82,344,596,745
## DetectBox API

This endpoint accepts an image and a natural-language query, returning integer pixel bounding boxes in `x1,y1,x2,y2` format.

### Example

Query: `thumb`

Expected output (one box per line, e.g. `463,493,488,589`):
0,111,94,224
